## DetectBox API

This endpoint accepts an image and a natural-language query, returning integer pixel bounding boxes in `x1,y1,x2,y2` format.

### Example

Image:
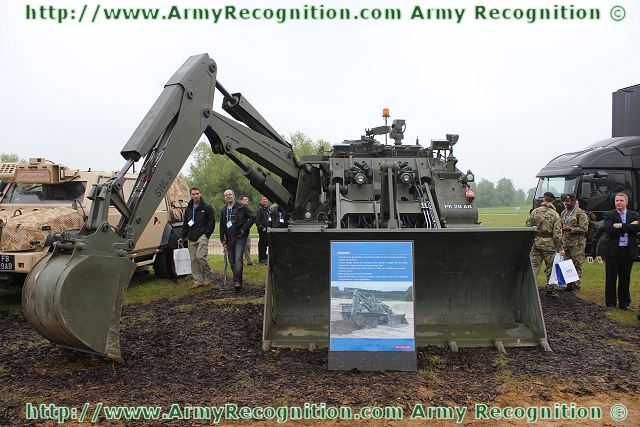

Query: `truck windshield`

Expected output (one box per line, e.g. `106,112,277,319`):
0,181,86,205
535,176,578,198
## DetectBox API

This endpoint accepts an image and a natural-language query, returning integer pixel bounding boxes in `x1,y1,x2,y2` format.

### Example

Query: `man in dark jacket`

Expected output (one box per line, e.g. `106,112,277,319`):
255,195,271,264
270,204,290,229
220,189,256,292
239,195,254,266
178,187,215,289
602,192,640,310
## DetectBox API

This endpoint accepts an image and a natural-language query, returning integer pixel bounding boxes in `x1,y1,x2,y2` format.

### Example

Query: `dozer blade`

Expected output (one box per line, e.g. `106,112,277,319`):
22,250,136,361
263,228,550,351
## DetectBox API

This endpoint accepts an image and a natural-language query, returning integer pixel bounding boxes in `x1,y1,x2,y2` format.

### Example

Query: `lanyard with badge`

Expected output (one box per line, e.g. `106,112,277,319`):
188,205,196,227
226,206,233,229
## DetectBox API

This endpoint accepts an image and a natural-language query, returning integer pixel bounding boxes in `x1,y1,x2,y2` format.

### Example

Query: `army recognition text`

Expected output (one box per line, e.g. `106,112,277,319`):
23,3,611,25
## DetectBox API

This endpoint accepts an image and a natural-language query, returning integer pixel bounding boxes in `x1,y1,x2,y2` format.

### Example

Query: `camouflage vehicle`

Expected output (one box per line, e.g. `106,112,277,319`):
0,158,190,288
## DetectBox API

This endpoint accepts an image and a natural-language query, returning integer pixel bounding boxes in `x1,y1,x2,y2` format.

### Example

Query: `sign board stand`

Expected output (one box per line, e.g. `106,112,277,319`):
328,241,416,371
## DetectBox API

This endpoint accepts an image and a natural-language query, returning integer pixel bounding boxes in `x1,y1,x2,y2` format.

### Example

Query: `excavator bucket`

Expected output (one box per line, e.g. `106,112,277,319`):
22,249,136,361
391,314,409,327
263,228,550,352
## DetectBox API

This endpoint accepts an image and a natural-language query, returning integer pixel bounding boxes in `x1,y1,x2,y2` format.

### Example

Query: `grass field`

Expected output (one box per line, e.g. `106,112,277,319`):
478,205,530,227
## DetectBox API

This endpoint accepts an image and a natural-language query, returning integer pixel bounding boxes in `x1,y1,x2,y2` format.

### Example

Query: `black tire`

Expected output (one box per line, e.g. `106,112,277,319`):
153,228,180,279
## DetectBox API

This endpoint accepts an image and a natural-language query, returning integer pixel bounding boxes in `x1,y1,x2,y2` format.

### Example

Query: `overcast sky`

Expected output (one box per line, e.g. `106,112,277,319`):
1,0,638,191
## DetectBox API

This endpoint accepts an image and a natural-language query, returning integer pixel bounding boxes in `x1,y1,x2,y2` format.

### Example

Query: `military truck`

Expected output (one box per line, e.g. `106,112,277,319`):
0,157,190,288
534,84,640,255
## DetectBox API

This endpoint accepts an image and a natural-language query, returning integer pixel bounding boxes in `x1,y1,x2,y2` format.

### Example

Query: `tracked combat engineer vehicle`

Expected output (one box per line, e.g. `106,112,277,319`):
0,157,190,289
22,54,549,361
340,289,409,329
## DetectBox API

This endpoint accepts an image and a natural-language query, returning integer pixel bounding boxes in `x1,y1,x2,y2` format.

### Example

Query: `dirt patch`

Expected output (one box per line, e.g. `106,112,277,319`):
1,287,639,425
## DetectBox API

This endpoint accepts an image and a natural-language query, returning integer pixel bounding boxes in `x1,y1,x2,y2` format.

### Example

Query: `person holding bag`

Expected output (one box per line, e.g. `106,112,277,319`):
178,187,215,289
526,191,563,298
602,192,640,311
559,193,589,292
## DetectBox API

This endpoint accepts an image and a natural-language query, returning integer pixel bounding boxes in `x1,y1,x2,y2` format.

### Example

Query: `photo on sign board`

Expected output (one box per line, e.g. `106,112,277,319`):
330,285,414,339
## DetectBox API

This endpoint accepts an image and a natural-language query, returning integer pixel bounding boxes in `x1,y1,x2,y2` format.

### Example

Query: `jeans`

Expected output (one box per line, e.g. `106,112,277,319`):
227,236,247,285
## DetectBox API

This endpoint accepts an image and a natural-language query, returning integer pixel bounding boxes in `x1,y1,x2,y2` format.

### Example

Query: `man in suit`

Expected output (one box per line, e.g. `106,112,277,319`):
602,192,639,310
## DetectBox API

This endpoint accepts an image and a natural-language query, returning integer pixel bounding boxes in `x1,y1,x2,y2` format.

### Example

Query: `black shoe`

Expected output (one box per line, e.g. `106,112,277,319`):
234,282,242,293
606,305,616,310
619,306,635,311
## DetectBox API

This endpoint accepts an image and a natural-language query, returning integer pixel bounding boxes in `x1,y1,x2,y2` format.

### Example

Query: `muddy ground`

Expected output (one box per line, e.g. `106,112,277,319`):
1,276,639,425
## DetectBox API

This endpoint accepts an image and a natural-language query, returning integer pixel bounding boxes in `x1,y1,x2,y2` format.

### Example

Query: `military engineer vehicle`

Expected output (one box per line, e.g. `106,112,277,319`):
0,157,190,289
23,54,549,361
340,289,408,329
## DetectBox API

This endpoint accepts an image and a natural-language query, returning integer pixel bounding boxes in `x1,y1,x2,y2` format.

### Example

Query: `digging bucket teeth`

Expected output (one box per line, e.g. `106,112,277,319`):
22,246,136,361
391,314,409,326
263,228,550,351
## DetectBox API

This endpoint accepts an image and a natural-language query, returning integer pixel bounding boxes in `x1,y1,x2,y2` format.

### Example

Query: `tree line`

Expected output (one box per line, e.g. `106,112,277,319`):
475,178,536,207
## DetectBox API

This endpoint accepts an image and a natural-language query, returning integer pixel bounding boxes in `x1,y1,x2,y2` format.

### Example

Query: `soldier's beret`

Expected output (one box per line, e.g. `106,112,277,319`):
562,193,576,201
543,192,555,198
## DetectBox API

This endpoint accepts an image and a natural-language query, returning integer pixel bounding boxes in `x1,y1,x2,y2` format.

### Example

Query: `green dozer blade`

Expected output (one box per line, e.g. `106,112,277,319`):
22,249,136,361
263,228,550,352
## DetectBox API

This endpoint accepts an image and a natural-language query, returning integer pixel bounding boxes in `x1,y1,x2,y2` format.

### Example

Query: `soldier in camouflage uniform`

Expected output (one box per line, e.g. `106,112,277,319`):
560,193,589,291
526,192,562,296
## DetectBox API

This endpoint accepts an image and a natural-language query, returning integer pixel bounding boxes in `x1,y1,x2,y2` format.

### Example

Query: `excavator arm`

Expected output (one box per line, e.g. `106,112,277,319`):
91,54,300,244
22,53,304,361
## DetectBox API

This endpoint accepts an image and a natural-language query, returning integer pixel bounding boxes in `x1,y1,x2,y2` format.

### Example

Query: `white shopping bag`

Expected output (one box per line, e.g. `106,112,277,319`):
173,247,192,276
548,252,564,286
556,259,579,284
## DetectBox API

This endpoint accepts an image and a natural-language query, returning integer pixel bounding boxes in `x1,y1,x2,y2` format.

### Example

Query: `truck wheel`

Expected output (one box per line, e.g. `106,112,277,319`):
153,229,180,279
